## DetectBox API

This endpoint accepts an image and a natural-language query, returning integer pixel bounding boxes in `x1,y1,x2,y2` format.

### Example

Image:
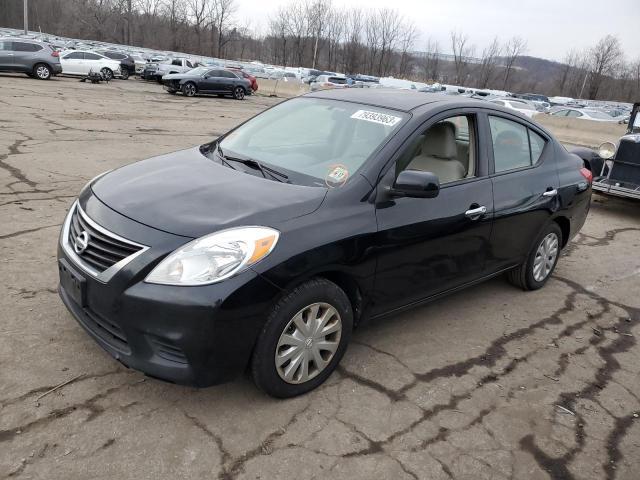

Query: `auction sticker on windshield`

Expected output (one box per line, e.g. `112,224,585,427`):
351,110,402,127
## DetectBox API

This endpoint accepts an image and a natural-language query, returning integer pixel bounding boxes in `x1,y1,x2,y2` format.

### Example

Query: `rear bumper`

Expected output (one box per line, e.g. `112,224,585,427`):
593,179,640,199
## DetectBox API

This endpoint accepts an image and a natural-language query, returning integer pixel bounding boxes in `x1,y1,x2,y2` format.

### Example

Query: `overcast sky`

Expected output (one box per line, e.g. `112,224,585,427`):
235,0,639,62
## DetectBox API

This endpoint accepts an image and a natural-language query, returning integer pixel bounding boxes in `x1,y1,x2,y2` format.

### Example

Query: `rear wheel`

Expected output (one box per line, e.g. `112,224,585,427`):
33,63,51,80
233,86,245,100
100,67,113,81
251,278,353,398
182,82,197,97
507,223,562,291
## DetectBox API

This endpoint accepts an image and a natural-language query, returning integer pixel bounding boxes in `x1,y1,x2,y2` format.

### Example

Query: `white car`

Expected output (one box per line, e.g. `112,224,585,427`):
310,75,348,91
550,108,617,122
59,50,121,80
490,98,538,118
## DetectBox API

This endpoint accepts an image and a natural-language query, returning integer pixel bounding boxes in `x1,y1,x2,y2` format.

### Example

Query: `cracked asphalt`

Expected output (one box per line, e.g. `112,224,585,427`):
1,74,639,480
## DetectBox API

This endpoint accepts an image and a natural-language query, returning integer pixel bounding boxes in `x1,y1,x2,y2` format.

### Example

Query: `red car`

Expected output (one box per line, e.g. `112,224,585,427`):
230,68,258,92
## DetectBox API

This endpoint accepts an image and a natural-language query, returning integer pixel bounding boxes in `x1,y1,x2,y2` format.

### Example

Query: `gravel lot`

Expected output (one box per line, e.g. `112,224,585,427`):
1,75,639,480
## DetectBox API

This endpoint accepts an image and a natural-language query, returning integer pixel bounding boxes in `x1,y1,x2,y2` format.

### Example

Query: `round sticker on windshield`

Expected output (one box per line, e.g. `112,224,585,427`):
325,164,349,188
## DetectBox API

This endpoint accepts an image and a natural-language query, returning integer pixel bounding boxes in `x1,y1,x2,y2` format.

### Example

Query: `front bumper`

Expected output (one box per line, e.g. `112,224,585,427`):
57,196,281,387
52,64,63,74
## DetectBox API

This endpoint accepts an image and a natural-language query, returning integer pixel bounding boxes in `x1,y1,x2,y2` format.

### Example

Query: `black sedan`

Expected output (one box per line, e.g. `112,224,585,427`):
162,67,251,99
57,89,592,397
98,50,135,79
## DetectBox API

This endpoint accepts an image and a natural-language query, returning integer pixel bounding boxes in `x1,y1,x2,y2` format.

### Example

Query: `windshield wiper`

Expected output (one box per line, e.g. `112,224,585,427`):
217,145,289,183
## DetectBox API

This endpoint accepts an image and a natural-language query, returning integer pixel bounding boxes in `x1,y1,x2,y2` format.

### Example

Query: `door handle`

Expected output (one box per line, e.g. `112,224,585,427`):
465,205,487,220
543,188,558,197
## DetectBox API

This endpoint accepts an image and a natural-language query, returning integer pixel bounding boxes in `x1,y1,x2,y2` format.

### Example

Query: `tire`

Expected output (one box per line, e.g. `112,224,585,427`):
507,223,562,291
251,278,353,398
182,82,197,97
120,69,129,80
233,86,245,100
100,68,113,81
33,63,51,80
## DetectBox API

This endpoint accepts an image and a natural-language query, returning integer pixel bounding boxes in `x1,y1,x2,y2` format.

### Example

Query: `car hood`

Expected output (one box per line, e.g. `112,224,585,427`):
91,147,327,238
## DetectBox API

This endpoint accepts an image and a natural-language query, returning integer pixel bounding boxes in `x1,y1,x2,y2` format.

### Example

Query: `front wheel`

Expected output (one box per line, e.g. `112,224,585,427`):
182,82,197,97
34,63,52,80
251,278,353,398
100,68,113,81
233,86,245,100
507,223,562,291
120,69,129,80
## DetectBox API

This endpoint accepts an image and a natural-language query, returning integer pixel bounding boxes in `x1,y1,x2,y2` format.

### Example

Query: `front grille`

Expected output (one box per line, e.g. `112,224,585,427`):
80,307,130,354
611,139,640,184
68,206,142,273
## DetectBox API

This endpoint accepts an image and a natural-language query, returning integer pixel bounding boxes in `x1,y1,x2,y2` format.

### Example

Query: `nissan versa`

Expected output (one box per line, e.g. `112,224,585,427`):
58,89,592,398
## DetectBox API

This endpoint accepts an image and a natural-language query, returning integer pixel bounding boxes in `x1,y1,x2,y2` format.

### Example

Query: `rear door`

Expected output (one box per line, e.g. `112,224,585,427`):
0,40,14,70
83,52,103,74
219,70,239,93
485,112,559,272
12,41,42,72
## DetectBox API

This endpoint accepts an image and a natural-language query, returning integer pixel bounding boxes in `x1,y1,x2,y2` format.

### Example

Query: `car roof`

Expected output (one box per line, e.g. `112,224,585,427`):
306,88,484,113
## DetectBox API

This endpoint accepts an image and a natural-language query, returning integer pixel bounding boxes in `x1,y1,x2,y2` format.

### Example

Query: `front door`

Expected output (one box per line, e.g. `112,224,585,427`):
372,112,494,315
0,40,14,70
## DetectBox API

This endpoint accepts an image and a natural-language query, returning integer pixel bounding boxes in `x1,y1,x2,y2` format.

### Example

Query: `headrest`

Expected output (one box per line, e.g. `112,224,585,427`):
421,122,457,159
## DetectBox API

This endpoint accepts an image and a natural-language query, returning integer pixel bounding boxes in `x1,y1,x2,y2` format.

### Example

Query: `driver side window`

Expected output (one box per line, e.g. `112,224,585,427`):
396,115,476,184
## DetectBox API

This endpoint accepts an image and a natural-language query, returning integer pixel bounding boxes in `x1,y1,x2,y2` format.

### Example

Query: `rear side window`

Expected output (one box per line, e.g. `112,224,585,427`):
489,116,547,173
0,41,12,51
220,70,237,78
14,42,42,52
84,53,101,60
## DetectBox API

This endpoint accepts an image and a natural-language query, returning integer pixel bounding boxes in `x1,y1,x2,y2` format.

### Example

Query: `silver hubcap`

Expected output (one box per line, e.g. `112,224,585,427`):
533,232,559,282
186,85,195,95
235,88,244,99
36,66,49,78
275,302,342,384
101,69,111,79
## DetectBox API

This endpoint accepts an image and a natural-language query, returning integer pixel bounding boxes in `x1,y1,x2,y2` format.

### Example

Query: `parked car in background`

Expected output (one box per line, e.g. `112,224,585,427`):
550,108,616,122
0,37,62,79
162,67,251,99
310,75,348,91
57,89,591,398
130,54,147,74
59,50,121,80
97,50,135,79
571,102,640,200
142,57,198,82
243,65,269,79
229,67,258,92
490,98,538,118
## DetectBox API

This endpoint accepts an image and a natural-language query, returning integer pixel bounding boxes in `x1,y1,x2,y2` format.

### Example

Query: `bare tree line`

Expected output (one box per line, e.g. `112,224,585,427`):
1,0,637,101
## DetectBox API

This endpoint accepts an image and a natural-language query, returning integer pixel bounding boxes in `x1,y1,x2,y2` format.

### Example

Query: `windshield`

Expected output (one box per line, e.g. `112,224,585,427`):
187,66,209,76
216,98,407,186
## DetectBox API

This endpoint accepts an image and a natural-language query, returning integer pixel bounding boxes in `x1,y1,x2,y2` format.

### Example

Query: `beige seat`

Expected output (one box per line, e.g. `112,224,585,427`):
407,123,465,184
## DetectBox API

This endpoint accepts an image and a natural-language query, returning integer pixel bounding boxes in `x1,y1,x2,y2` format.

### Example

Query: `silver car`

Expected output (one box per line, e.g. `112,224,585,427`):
0,37,62,80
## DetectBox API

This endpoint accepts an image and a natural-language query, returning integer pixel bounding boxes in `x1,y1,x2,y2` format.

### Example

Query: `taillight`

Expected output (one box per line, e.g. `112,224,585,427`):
51,50,59,57
580,167,593,184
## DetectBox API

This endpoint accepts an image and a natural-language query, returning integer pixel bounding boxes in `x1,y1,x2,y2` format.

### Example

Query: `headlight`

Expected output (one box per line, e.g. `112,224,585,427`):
598,142,616,160
145,227,279,286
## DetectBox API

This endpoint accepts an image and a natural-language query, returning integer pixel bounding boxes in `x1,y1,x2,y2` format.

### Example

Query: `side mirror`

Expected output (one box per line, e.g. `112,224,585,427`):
390,170,440,198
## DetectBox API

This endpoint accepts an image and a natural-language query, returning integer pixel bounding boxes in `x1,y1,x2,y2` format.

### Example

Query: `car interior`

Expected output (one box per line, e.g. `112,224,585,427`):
397,116,475,184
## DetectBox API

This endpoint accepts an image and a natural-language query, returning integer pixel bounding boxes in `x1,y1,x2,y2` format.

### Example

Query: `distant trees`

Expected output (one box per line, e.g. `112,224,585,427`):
0,0,636,101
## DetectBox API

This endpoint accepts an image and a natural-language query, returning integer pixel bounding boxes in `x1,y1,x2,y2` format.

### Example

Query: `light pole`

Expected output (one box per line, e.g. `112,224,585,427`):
23,0,29,35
